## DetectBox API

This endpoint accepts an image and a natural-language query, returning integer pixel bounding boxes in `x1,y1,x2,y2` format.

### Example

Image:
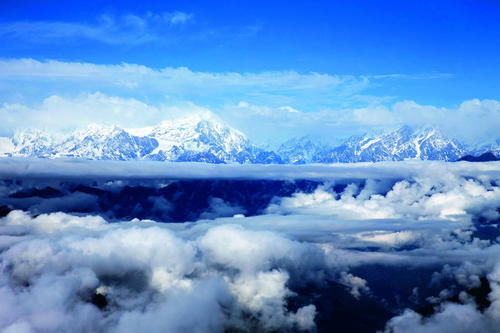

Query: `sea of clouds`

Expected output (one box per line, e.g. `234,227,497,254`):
0,159,499,332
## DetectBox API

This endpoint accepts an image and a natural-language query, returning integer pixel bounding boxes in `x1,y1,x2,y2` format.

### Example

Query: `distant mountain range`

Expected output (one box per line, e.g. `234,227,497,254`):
457,152,500,162
6,115,283,164
1,115,499,163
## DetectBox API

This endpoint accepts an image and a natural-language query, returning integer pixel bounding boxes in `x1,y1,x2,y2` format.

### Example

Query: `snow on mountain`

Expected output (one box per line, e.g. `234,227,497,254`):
144,114,253,163
6,116,492,164
0,137,14,157
140,114,283,163
7,115,282,163
277,135,330,164
276,126,469,163
472,139,500,157
11,129,55,158
54,123,158,160
317,126,468,162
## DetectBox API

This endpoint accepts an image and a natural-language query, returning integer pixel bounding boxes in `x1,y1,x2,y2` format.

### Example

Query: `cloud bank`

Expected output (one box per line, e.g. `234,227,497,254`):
0,158,498,180
0,211,322,332
0,160,499,331
2,59,492,144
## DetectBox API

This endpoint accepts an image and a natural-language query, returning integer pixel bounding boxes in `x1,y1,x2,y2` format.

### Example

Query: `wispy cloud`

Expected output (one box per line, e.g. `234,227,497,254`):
0,58,370,109
367,73,455,80
0,59,494,144
168,11,194,25
0,59,453,110
0,12,194,45
237,24,263,37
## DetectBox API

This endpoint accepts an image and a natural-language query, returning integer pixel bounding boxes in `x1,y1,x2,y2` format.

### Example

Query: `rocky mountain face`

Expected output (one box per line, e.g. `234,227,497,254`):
4,116,496,163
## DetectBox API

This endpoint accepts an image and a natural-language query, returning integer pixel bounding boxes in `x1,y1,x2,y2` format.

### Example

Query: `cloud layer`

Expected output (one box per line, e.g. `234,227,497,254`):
2,59,493,144
0,161,499,331
0,79,497,144
0,211,322,332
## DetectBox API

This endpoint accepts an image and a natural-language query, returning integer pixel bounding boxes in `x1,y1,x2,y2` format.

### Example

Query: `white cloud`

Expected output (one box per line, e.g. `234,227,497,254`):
1,158,499,181
0,59,496,144
339,272,370,299
0,93,161,134
0,59,372,138
0,212,323,332
0,59,363,97
0,161,499,331
267,174,500,224
168,11,194,25
224,98,500,145
383,262,500,333
0,12,194,45
279,106,300,113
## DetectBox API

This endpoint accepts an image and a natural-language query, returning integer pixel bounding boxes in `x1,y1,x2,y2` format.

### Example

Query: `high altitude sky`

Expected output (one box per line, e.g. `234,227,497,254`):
0,0,498,144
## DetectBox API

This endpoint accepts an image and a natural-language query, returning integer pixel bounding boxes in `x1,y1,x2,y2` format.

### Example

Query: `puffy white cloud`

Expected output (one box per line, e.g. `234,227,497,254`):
0,211,324,332
223,98,500,145
0,58,497,143
0,93,162,134
0,161,499,331
0,58,373,139
395,99,500,144
339,272,370,299
267,171,500,225
383,262,500,333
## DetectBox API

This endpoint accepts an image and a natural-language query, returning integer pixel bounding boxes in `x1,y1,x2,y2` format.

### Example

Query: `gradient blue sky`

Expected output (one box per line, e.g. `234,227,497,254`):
0,0,498,143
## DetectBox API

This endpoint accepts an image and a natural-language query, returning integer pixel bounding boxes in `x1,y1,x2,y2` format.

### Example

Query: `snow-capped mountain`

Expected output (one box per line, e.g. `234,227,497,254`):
277,136,330,164
139,115,282,163
473,139,500,157
279,126,469,163
54,124,158,160
4,116,494,164
320,126,468,162
142,115,257,163
12,129,55,158
7,115,282,164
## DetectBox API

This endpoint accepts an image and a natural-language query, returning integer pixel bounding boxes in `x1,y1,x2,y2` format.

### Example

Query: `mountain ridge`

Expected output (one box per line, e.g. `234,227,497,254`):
3,116,498,164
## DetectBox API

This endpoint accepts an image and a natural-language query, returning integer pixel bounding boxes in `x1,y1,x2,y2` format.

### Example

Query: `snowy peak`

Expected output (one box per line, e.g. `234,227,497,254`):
7,115,278,164
71,123,126,140
153,116,248,147
56,124,158,160
278,136,330,164
470,139,500,157
146,115,255,163
5,121,489,164
279,126,470,163
411,127,466,160
12,129,55,158
325,126,467,162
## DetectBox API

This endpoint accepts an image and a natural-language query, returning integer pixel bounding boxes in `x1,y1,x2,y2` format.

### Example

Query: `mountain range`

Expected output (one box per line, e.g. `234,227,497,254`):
1,114,498,163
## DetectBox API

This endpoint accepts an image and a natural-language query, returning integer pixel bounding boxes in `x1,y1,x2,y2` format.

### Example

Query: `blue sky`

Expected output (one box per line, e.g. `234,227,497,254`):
0,0,498,143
